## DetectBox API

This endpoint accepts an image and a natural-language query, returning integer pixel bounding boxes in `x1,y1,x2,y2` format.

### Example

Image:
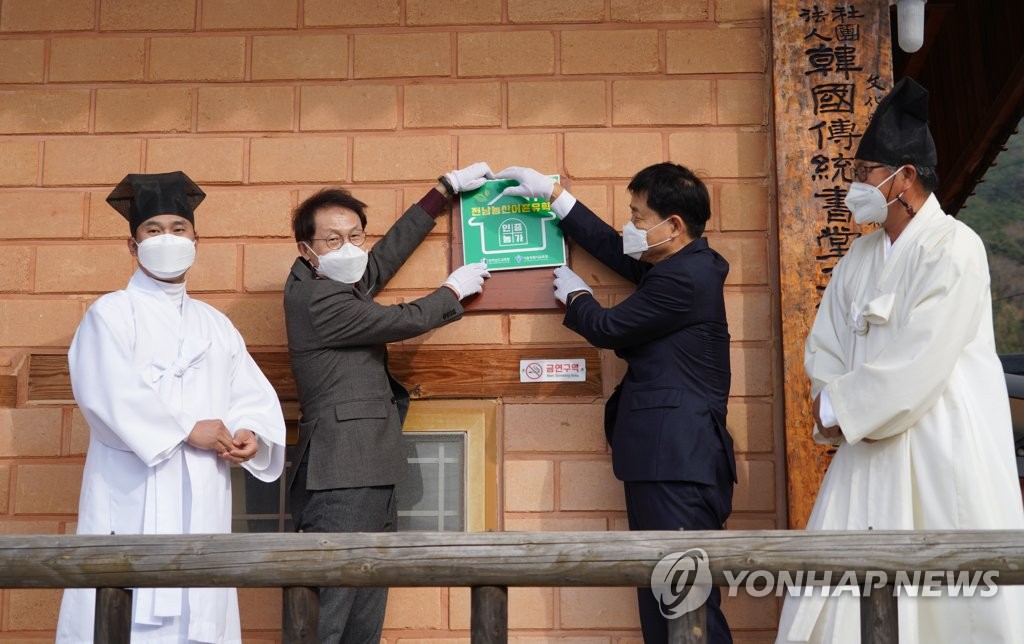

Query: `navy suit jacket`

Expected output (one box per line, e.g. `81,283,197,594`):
558,201,736,486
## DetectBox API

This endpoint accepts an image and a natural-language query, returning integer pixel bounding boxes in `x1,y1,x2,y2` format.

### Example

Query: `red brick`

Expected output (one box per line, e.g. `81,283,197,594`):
0,245,33,292
405,82,500,129
668,130,768,178
508,80,606,127
150,36,246,82
0,140,39,186
0,38,45,82
724,287,771,343
729,344,772,397
238,588,282,630
509,313,583,344
7,589,62,630
87,191,130,239
611,0,709,21
565,132,662,179
559,459,624,511
458,31,555,77
201,0,297,29
0,89,90,134
613,79,712,125
568,245,634,288
304,0,400,26
0,519,62,533
502,515,607,531
718,78,767,125
145,137,245,184
0,408,62,457
188,242,239,292
456,133,557,176
504,459,554,511
0,0,94,32
100,0,197,31
719,182,769,231
382,239,449,290
449,587,553,630
14,463,83,514
36,243,133,293
727,399,774,454
49,37,145,82
407,0,501,25
0,191,85,239
350,189,399,229
243,242,297,292
667,27,766,74
733,458,775,512
252,35,348,81
199,295,285,346
720,593,781,631
709,233,768,287
249,136,347,184
561,30,659,75
197,87,295,132
508,0,603,23
70,408,90,455
0,463,8,513
400,313,504,346
504,403,606,453
354,33,450,79
383,587,443,629
95,87,193,133
43,138,142,186
352,135,450,182
300,84,398,131
196,189,295,238
716,0,769,21
559,588,640,628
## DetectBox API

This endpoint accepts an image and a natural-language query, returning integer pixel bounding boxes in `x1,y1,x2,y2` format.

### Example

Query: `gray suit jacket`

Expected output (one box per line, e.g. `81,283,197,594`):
284,204,463,491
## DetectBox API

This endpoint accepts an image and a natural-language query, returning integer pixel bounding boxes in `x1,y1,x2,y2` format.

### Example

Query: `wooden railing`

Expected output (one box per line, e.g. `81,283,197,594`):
2,530,1022,643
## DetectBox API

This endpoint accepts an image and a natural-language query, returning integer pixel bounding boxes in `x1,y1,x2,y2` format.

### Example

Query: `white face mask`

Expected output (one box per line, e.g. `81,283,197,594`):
844,166,906,225
622,218,671,260
135,234,196,279
306,242,368,284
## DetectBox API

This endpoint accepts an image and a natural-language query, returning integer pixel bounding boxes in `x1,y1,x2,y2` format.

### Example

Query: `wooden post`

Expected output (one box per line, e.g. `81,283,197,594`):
771,0,894,528
860,584,899,644
282,586,319,644
471,585,508,644
667,604,707,644
94,587,131,644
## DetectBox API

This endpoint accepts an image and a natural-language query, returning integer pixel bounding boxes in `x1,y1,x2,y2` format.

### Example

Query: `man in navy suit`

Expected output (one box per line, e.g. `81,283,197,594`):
496,163,736,644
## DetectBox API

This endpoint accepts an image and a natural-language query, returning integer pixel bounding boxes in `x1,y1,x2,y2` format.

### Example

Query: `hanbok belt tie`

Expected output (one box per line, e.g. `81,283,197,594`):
850,292,895,336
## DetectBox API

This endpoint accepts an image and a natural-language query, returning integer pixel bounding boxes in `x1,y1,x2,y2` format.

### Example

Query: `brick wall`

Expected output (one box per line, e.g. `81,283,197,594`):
0,0,781,641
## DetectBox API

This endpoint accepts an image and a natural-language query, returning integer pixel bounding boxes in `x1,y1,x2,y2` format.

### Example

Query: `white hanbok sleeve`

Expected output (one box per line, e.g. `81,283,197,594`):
827,234,988,443
224,328,286,482
804,257,853,444
69,299,193,466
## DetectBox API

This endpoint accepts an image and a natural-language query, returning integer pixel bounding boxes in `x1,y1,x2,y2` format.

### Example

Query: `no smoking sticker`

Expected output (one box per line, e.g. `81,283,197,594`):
519,359,587,382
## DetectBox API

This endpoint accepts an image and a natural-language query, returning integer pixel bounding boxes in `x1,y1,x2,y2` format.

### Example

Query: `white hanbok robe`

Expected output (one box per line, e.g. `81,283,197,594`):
777,194,1024,644
57,270,286,644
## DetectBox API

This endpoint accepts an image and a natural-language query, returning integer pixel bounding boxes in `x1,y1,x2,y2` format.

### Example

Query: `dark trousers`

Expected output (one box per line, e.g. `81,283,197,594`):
291,461,398,644
624,478,733,644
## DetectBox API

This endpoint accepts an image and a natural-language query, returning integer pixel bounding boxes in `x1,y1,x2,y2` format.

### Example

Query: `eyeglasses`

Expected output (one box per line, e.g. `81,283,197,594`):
310,231,366,249
853,164,887,182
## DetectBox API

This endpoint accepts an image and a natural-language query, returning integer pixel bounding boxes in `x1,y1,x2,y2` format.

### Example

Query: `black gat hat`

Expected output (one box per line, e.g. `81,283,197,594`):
106,171,205,235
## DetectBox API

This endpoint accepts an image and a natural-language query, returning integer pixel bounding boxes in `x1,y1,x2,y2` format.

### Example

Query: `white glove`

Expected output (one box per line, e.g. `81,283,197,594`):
494,166,555,201
443,262,490,300
553,265,592,305
443,162,495,193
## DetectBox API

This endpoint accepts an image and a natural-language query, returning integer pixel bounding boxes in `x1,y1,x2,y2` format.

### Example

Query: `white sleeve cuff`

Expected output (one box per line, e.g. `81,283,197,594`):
819,388,838,428
551,189,576,220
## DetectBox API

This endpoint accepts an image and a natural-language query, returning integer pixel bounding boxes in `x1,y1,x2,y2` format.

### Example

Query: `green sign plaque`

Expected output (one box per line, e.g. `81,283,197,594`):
459,177,567,272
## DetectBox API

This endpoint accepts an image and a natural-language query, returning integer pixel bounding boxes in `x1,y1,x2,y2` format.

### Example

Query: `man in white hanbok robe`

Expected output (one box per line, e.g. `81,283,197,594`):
56,171,286,644
776,79,1024,644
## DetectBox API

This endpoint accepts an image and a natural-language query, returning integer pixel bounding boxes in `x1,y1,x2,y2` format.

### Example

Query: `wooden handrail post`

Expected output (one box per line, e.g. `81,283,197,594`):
860,584,898,644
282,586,319,644
94,587,131,644
471,585,508,644
667,604,707,644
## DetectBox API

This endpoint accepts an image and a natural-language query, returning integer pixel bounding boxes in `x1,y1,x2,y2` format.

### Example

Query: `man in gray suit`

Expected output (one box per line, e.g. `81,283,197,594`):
284,163,493,643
